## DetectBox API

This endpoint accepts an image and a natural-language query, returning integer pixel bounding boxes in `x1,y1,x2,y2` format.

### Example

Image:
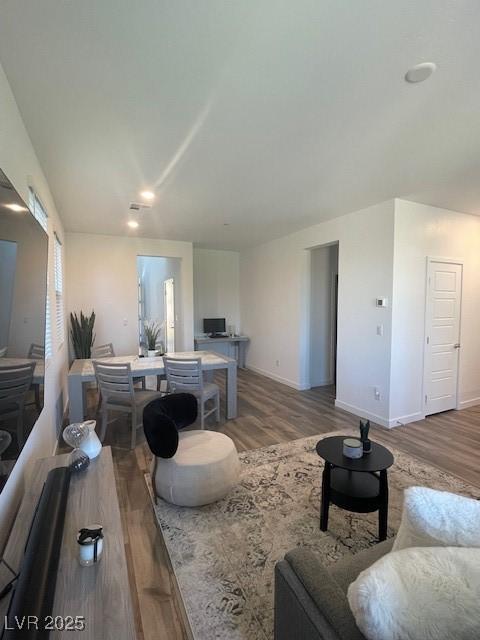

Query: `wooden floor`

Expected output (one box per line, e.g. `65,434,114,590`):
83,368,480,640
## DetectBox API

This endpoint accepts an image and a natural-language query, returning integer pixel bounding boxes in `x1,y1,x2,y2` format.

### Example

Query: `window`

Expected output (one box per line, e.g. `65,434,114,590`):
28,187,52,357
54,233,64,345
28,187,48,232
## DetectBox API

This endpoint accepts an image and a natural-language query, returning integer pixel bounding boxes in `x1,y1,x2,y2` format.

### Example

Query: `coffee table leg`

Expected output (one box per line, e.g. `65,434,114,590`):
378,469,389,541
320,462,331,531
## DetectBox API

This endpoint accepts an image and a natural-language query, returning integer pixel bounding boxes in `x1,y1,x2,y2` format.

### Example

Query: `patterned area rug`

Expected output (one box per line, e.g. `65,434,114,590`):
150,432,480,640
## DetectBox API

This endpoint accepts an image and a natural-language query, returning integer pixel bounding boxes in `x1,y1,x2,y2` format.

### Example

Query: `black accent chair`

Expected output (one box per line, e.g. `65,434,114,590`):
143,393,198,458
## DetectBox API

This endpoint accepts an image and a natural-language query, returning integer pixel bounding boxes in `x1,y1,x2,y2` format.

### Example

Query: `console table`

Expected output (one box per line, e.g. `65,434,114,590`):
194,336,249,368
1,447,136,639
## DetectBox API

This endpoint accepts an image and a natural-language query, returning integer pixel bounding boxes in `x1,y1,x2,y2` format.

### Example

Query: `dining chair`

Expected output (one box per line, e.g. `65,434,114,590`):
0,347,7,358
0,362,35,448
163,357,220,429
93,360,162,449
92,342,146,412
27,343,44,412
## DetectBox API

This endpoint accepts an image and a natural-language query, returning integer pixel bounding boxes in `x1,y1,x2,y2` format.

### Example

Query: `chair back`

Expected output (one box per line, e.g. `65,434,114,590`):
0,347,6,358
91,343,115,359
163,357,203,394
93,360,134,404
28,343,45,360
0,362,35,409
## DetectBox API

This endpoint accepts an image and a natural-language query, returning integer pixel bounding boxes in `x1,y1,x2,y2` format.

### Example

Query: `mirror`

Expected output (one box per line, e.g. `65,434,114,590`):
0,169,48,492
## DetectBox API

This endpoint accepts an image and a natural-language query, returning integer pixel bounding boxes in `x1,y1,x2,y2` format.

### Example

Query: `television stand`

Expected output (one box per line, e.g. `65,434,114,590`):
0,447,135,639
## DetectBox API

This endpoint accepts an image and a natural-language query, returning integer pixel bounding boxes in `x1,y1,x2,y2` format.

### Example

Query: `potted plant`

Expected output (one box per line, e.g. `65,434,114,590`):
144,321,161,357
70,310,96,359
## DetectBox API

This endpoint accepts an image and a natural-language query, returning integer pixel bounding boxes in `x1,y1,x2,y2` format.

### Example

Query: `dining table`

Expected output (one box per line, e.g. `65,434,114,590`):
67,350,238,423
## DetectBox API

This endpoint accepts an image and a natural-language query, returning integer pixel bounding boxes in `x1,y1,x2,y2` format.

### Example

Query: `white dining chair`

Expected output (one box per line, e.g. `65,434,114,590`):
93,360,162,449
92,342,146,388
163,356,220,429
0,362,35,448
27,343,44,412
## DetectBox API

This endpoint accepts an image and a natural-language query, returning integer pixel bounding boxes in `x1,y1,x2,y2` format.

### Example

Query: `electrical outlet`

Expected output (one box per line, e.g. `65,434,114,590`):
374,387,381,401
376,324,384,336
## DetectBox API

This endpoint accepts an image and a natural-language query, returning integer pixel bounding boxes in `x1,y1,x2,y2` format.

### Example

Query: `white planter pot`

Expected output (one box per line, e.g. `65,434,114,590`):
147,350,159,357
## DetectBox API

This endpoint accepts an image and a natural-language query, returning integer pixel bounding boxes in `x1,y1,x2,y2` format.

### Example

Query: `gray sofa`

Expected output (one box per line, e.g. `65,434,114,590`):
274,539,393,640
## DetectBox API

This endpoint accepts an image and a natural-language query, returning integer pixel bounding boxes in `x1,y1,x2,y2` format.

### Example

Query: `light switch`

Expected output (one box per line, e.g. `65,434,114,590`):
376,324,384,336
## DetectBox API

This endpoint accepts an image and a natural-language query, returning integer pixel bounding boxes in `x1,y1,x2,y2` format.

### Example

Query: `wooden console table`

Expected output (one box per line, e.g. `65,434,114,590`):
1,447,136,639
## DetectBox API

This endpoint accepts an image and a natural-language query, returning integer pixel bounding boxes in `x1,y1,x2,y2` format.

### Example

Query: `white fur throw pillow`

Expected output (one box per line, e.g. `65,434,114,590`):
347,546,480,640
393,486,480,551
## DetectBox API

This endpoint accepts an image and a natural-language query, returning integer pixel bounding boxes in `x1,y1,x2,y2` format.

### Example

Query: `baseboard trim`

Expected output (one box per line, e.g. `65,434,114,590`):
309,378,334,388
386,412,424,428
334,399,390,428
458,396,480,410
245,365,309,391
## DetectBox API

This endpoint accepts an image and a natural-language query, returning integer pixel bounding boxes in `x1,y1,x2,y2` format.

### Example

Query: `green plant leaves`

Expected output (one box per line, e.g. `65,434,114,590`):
70,310,96,359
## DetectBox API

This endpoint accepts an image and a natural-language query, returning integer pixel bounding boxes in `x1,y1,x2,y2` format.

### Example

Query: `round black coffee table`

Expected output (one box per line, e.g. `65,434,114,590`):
316,436,394,541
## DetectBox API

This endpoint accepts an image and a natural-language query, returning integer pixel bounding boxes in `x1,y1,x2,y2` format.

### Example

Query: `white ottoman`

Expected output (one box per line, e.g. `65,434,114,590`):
153,430,240,507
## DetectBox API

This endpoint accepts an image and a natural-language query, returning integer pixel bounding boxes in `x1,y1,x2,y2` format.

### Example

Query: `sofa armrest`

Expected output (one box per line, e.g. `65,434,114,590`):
275,549,365,640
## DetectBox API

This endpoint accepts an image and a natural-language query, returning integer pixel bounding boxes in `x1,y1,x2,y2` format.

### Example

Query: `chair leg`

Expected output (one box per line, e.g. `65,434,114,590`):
96,389,102,415
200,398,205,429
17,408,24,449
131,408,137,450
141,377,146,390
34,385,41,413
215,389,220,423
99,404,108,441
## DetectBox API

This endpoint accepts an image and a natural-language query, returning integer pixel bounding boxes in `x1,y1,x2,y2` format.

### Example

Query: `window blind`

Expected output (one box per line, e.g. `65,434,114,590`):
28,187,52,357
28,187,48,232
54,233,64,345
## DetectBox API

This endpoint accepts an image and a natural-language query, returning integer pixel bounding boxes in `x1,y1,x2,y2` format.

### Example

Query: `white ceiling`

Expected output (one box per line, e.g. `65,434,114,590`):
0,1,479,249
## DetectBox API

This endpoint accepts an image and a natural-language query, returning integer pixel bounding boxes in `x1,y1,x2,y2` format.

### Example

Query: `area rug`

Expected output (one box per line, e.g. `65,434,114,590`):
149,432,480,640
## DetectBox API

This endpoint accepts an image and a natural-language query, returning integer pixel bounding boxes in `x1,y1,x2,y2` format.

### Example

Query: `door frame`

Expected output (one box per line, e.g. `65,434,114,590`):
422,256,464,415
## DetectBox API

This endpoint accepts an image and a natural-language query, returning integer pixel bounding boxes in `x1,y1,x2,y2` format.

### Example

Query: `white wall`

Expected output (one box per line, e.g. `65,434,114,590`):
0,62,68,550
240,200,395,426
310,244,338,387
66,233,194,356
390,199,480,423
193,248,240,335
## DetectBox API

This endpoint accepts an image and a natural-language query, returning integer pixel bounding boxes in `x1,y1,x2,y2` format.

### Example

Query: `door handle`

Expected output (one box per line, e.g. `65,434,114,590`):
454,343,461,349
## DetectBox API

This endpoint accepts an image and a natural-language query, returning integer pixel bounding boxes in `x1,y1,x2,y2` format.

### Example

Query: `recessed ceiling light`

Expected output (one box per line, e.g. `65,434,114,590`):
127,220,139,229
4,203,28,212
405,62,437,83
140,190,155,200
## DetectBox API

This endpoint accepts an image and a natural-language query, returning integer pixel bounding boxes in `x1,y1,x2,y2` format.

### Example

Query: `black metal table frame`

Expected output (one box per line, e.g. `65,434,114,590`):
320,462,389,541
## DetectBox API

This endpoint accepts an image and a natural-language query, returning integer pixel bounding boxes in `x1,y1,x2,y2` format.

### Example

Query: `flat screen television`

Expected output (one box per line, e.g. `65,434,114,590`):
203,318,226,336
0,169,48,493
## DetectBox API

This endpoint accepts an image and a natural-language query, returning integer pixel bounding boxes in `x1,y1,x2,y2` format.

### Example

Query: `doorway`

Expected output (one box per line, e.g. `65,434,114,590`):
423,259,463,415
137,256,182,353
309,243,339,393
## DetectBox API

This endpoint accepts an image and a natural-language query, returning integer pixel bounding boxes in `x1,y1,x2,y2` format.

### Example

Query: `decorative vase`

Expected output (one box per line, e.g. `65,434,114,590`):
147,349,159,357
63,420,101,460
79,420,102,459
363,439,372,454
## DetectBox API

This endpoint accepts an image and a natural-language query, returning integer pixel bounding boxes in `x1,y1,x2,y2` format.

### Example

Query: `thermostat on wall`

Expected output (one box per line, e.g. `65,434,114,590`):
376,298,388,308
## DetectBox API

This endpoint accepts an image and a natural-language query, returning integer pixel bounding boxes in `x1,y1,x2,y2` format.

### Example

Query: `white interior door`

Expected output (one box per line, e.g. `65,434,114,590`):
424,260,462,416
164,278,175,353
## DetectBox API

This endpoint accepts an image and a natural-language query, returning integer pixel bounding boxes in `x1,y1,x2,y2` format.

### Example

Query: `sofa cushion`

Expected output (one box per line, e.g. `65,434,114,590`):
393,486,480,551
330,540,393,593
347,546,480,640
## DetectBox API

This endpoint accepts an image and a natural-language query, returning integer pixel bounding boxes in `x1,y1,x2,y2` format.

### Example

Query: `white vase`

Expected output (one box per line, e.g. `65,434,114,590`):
79,420,102,459
147,349,159,357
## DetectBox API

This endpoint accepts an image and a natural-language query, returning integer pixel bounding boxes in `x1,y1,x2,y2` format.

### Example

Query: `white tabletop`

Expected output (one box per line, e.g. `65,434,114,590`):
68,350,235,379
